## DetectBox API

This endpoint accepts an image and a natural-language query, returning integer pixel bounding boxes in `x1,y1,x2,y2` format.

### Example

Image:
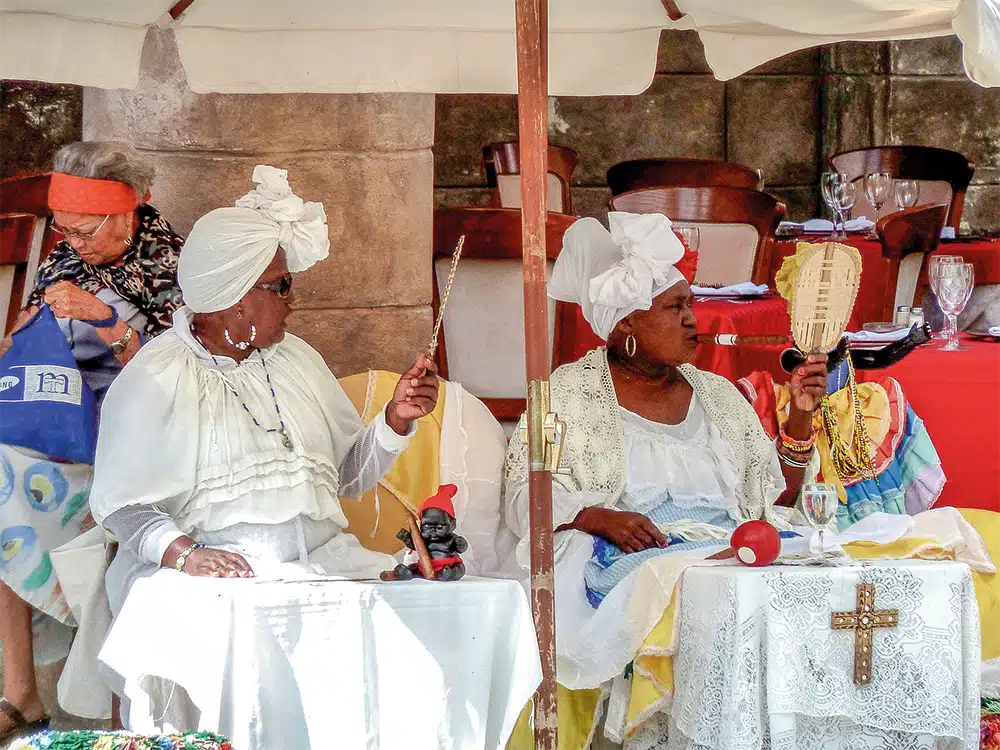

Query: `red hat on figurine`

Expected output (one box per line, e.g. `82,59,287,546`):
419,484,458,519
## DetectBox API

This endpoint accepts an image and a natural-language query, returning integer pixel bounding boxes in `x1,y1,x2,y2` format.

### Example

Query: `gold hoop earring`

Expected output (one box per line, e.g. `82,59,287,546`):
122,220,133,247
625,333,637,358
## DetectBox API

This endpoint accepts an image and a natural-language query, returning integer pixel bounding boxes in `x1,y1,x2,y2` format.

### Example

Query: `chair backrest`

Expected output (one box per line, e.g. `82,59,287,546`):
482,142,580,215
830,146,974,231
607,158,763,195
876,204,949,322
1,172,57,334
432,207,578,423
609,186,786,286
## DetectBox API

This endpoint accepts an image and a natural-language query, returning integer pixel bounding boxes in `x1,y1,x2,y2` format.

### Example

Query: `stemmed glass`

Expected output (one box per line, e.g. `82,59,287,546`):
863,171,893,237
833,180,856,234
927,255,963,338
933,262,974,351
801,483,838,563
675,226,701,253
894,179,919,210
821,172,850,238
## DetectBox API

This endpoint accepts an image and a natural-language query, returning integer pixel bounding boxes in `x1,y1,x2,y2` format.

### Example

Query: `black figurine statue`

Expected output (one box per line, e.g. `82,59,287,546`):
391,484,467,581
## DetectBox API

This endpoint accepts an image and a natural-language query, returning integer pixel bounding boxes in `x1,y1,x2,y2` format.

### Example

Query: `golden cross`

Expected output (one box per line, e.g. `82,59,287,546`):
830,583,898,685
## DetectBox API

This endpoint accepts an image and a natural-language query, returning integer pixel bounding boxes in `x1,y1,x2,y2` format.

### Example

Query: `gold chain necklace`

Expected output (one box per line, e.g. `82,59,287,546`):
818,357,877,483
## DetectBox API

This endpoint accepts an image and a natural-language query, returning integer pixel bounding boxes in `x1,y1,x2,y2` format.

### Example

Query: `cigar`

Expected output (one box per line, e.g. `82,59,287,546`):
696,333,793,346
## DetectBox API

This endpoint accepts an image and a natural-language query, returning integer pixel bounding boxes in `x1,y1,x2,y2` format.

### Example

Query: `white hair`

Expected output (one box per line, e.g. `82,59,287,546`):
53,141,154,203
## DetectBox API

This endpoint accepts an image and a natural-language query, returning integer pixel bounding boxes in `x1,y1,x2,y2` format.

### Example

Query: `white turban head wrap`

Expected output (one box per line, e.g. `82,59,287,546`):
178,165,330,313
548,212,686,340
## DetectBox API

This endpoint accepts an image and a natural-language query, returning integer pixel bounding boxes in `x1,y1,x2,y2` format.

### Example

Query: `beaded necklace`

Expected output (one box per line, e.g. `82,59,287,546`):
193,328,294,451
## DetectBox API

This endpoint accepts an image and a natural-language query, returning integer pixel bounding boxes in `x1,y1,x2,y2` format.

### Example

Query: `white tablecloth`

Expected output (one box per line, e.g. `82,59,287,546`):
99,572,541,750
628,560,981,750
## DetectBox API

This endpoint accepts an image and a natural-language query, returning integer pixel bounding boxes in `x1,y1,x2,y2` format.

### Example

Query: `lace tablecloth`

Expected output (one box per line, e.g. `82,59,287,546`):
631,560,980,750
99,572,540,750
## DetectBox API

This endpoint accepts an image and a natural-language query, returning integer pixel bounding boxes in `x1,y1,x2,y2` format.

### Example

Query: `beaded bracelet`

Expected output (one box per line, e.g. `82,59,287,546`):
779,421,816,453
174,542,204,572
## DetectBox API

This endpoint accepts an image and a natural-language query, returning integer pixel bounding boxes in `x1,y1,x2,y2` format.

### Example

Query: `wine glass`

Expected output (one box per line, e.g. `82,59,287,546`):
833,180,856,234
821,172,849,237
893,179,919,211
933,262,974,351
927,255,963,338
801,483,838,562
863,171,893,237
675,226,700,253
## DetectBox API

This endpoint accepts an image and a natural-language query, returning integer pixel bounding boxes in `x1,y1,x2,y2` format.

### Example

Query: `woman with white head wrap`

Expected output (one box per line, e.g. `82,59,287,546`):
89,165,438,621
502,212,829,743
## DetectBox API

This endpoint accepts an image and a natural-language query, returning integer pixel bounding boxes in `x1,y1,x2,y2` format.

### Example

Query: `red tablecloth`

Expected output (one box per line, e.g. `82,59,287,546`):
769,236,1000,327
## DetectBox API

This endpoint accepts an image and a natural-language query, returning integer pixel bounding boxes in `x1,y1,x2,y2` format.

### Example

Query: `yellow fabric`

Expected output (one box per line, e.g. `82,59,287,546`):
773,380,891,504
959,509,1000,661
507,686,604,750
337,370,446,555
517,518,999,746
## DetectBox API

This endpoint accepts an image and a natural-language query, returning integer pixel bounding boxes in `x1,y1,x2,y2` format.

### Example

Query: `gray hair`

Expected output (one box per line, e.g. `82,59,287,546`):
53,141,155,203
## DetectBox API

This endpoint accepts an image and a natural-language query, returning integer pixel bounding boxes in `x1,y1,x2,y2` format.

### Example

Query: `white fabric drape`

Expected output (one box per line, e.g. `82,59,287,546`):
2,1,996,92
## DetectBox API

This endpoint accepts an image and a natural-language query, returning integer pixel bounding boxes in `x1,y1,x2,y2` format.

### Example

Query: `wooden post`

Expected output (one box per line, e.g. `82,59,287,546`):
514,1,557,749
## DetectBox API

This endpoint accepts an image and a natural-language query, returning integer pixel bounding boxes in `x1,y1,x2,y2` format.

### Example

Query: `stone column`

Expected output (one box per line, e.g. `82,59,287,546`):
84,28,435,376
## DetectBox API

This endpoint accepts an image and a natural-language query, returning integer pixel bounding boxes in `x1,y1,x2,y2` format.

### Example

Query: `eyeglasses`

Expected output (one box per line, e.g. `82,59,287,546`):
51,214,110,242
257,275,293,299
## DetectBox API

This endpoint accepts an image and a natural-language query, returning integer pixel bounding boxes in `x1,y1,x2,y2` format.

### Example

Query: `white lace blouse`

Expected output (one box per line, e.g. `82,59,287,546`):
505,391,785,564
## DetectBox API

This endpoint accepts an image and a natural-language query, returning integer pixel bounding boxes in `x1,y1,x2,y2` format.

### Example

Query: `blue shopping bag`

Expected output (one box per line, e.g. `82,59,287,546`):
0,306,98,464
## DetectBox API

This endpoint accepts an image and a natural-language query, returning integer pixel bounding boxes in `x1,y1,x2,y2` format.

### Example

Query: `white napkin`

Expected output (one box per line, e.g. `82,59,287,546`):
799,217,875,233
846,328,911,344
691,282,768,297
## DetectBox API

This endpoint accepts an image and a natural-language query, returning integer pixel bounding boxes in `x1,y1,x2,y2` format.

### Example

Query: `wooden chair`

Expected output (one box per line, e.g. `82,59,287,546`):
875,204,949,323
481,142,580,215
830,146,974,231
1,172,57,335
609,186,786,286
432,207,578,422
607,158,763,195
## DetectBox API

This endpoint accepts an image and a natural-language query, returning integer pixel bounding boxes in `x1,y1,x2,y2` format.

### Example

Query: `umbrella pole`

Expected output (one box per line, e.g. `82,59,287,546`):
515,1,557,749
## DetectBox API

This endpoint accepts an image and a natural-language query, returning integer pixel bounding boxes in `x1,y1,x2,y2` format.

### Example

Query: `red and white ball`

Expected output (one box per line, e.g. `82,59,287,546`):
730,520,781,567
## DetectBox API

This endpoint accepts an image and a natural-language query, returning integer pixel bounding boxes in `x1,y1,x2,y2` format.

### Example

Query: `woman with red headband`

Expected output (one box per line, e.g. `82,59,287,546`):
0,141,184,741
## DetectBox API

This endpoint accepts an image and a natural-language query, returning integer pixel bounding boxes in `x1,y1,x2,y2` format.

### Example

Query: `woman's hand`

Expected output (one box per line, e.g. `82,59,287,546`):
788,353,829,415
43,281,112,322
386,353,440,435
574,506,668,555
183,547,255,578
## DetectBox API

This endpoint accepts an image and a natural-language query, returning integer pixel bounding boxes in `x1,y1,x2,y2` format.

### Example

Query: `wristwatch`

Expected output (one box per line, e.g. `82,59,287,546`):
109,325,133,355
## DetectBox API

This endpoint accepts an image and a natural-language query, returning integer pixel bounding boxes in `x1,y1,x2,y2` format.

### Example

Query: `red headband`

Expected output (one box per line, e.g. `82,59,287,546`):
47,172,148,215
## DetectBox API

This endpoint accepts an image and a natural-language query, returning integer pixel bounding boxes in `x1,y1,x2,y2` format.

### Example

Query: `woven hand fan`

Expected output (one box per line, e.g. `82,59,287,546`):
787,242,861,352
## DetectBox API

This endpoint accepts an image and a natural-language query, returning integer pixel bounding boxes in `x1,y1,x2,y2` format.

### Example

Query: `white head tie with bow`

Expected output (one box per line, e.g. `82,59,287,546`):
178,165,330,313
548,212,687,340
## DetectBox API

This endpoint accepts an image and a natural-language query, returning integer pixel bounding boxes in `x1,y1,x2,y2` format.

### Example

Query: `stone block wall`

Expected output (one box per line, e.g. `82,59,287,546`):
1,82,81,178
435,32,1000,235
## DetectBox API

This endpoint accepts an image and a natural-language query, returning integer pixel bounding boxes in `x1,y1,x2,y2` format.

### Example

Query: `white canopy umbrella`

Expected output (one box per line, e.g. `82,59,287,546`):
1,0,998,93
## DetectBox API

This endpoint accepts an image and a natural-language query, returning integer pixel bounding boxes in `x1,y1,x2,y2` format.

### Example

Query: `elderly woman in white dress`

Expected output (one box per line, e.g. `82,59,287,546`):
90,165,438,617
502,212,828,743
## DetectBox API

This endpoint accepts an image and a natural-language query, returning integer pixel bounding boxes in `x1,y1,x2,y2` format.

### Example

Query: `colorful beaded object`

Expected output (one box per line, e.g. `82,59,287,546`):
984,696,1000,750
10,730,232,750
